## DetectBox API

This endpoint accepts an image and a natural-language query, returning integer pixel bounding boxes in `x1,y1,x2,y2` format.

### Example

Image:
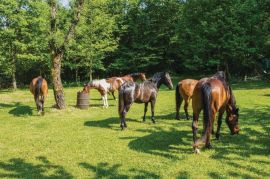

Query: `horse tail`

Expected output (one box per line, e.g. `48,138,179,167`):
35,77,43,98
118,86,125,116
175,83,182,119
201,83,212,135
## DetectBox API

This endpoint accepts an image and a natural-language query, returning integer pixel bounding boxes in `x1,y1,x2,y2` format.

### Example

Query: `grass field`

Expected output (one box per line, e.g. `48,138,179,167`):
0,80,269,178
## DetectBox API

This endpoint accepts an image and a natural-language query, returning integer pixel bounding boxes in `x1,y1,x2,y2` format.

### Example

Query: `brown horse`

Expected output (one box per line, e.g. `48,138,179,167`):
106,73,146,100
192,71,239,153
175,79,198,120
30,76,48,115
121,73,146,82
105,77,125,100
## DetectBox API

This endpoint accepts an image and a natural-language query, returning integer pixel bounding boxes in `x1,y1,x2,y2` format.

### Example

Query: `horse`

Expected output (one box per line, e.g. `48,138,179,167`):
29,76,48,115
120,73,146,82
191,71,239,153
82,78,124,108
106,73,146,100
118,72,173,129
175,79,198,120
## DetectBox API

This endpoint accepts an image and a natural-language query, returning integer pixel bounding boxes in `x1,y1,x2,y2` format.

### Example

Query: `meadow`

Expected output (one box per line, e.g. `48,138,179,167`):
0,80,269,178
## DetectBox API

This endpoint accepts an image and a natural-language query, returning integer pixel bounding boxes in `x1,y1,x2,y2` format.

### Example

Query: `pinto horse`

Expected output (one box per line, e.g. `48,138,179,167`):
175,79,198,120
192,71,239,153
30,76,48,115
82,78,124,108
118,72,173,129
106,73,146,100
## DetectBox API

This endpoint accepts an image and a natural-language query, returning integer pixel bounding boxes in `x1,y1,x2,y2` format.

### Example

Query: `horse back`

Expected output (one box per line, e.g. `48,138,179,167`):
30,77,48,96
192,77,228,113
208,79,228,110
178,79,198,99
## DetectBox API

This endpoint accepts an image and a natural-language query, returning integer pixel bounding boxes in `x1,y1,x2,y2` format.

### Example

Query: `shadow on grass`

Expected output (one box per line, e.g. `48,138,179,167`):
0,102,33,116
84,117,139,129
79,162,160,179
8,102,33,116
121,127,192,160
208,106,270,178
0,156,73,178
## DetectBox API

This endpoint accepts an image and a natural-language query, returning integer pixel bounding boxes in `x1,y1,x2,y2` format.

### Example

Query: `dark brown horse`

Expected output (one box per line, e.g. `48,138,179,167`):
175,79,198,120
30,76,48,115
192,71,239,153
118,72,173,129
106,73,146,100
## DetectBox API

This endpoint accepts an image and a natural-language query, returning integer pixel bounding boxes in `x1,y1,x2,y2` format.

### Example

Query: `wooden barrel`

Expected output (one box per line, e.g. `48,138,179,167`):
77,92,89,109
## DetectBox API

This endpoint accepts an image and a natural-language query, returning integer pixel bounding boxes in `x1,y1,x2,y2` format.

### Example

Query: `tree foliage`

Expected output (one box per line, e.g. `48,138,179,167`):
0,0,270,88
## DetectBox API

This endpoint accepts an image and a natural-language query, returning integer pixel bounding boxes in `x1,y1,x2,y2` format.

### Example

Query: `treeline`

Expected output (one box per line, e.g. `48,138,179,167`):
1,0,270,88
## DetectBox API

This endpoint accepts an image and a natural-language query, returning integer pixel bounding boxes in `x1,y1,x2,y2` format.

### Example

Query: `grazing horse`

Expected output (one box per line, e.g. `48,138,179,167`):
82,78,124,108
118,72,173,129
175,79,198,120
106,73,146,100
30,76,48,115
192,71,239,153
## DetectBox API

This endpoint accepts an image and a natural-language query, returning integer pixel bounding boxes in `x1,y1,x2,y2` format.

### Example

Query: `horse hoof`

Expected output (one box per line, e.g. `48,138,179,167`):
194,148,200,154
152,120,155,124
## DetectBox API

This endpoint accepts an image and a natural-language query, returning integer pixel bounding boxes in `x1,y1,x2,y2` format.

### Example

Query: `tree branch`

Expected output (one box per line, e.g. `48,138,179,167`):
62,0,84,48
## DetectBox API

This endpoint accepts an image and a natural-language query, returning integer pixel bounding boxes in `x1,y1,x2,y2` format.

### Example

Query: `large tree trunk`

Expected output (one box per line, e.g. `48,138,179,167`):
51,53,65,109
48,0,84,109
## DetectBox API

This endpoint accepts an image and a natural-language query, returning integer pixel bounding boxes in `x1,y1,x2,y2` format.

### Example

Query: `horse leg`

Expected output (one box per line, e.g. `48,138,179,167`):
143,102,148,122
112,91,116,100
102,96,105,108
184,99,189,120
41,96,45,115
120,104,131,129
105,94,109,108
205,112,216,149
192,113,199,143
150,99,156,123
35,95,42,114
216,109,225,140
175,95,183,120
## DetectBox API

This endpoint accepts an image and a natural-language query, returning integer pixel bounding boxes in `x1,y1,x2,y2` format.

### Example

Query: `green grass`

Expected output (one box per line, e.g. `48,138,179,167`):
0,80,269,178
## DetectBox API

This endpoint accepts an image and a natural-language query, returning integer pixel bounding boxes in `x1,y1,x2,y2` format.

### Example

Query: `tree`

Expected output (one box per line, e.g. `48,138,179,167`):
0,0,49,89
48,0,84,109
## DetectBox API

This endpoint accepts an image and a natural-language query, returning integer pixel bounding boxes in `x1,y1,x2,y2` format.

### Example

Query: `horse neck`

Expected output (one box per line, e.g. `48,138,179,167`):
228,87,236,109
150,77,162,89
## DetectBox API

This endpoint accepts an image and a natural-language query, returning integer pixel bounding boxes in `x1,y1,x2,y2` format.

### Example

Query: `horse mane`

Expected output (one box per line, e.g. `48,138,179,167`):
228,86,237,109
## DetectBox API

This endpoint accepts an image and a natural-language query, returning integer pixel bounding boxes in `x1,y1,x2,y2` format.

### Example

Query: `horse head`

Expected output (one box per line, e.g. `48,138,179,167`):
150,72,173,89
226,106,240,135
140,73,147,81
82,83,91,93
214,71,226,81
163,72,173,90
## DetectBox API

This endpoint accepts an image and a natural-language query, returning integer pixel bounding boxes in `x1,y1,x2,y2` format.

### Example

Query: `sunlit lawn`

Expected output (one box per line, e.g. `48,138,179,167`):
0,80,269,178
